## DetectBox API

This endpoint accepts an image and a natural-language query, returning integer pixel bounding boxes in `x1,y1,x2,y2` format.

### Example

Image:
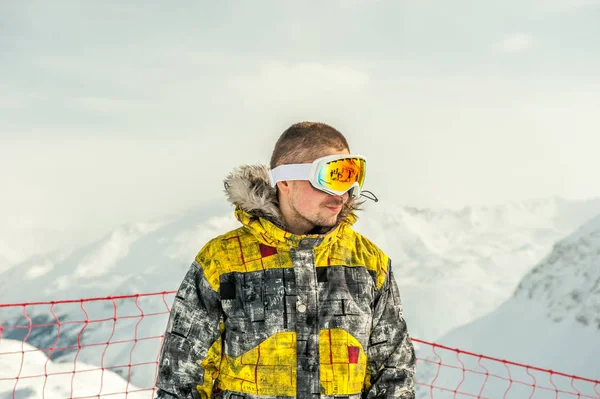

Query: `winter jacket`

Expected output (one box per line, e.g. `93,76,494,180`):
155,165,416,399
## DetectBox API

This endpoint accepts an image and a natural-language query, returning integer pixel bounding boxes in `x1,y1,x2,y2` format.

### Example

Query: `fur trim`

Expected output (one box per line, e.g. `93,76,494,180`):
224,165,283,225
224,165,360,231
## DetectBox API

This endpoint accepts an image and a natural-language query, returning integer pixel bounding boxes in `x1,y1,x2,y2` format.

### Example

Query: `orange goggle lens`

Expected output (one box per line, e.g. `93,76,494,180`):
316,157,366,194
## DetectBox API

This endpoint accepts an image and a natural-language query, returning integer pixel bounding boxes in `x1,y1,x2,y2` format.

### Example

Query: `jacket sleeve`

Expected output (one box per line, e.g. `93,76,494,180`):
363,261,416,399
155,261,223,399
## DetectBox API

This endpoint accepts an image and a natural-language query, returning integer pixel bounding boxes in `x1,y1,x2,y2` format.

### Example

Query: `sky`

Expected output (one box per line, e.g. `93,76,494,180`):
1,0,600,261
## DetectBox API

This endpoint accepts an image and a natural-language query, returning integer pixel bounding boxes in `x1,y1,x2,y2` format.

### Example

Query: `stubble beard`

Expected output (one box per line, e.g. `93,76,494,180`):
289,198,343,233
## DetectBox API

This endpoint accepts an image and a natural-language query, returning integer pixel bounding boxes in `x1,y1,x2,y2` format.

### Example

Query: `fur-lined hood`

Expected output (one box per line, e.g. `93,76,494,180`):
223,165,359,233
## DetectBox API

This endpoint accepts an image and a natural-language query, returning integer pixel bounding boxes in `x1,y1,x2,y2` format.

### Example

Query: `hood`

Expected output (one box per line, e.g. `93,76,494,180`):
223,164,360,234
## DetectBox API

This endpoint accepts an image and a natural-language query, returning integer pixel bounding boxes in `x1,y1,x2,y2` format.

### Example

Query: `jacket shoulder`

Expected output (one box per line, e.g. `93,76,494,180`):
342,227,390,290
193,226,252,291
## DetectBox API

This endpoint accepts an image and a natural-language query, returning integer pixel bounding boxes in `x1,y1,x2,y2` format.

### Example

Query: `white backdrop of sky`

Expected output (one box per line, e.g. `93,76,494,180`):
1,0,599,256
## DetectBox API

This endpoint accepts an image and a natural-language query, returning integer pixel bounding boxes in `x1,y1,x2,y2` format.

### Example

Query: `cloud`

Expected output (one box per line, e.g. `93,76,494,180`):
225,61,370,113
229,61,369,93
494,33,534,53
65,96,139,113
539,0,600,10
0,93,38,110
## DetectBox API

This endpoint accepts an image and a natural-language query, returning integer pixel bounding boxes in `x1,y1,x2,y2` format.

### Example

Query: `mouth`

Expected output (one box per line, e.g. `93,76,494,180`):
324,203,343,213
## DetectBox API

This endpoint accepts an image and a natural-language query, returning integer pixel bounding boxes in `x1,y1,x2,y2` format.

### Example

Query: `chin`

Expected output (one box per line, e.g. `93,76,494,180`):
319,217,338,228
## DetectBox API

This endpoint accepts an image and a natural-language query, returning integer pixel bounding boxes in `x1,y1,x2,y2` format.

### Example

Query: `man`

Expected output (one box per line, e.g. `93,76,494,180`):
155,122,416,399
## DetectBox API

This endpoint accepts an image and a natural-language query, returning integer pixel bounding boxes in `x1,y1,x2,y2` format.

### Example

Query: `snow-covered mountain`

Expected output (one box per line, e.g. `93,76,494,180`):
0,339,150,398
0,204,238,389
359,196,600,340
0,226,85,274
417,212,600,397
0,202,235,304
1,196,600,389
514,212,600,330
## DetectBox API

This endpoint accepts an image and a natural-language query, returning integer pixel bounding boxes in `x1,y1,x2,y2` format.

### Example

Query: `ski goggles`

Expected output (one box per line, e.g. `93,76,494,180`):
269,154,367,197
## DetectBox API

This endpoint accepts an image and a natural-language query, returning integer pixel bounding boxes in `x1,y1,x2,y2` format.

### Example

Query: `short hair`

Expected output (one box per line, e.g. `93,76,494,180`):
270,122,350,169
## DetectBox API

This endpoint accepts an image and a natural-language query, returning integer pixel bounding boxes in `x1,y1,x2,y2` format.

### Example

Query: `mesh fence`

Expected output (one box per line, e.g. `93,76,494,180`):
0,292,598,398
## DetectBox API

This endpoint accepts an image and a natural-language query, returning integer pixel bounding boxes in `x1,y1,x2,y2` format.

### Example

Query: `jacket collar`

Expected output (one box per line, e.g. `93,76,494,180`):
224,164,360,248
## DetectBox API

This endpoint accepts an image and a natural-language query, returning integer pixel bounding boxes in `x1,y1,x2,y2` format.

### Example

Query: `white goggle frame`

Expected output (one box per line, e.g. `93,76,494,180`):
269,154,366,197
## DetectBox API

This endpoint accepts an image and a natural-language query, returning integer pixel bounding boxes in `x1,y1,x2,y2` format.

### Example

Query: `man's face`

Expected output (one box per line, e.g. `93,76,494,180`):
279,147,350,233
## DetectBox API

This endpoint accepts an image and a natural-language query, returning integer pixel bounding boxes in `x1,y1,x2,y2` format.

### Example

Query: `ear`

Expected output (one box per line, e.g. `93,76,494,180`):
276,180,292,195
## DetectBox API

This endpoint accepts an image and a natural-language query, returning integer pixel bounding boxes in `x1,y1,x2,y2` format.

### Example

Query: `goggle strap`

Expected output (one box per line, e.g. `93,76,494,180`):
269,163,312,187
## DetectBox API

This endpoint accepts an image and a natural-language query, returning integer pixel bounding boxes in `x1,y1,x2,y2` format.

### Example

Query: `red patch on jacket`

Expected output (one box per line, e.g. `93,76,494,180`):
259,243,277,258
348,346,360,364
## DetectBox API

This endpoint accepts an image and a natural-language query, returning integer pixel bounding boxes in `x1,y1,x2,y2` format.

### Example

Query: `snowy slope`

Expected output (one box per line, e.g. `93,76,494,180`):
0,205,238,389
0,203,235,304
0,225,85,275
0,339,150,398
417,213,600,397
1,197,600,389
514,212,600,329
358,196,600,340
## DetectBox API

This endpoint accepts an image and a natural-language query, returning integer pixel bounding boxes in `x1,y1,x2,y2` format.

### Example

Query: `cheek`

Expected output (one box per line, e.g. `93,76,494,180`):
307,193,329,212
292,187,321,213
290,188,307,212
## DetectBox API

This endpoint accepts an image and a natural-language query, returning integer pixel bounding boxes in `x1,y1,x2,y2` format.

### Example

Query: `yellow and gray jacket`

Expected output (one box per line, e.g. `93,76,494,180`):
155,165,416,399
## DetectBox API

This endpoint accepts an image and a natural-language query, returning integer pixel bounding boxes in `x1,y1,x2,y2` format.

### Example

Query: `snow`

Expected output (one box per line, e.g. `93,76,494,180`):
415,301,600,398
0,207,237,388
514,213,600,328
74,222,164,279
0,297,171,391
357,196,600,340
24,261,54,280
0,339,153,398
415,213,600,397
